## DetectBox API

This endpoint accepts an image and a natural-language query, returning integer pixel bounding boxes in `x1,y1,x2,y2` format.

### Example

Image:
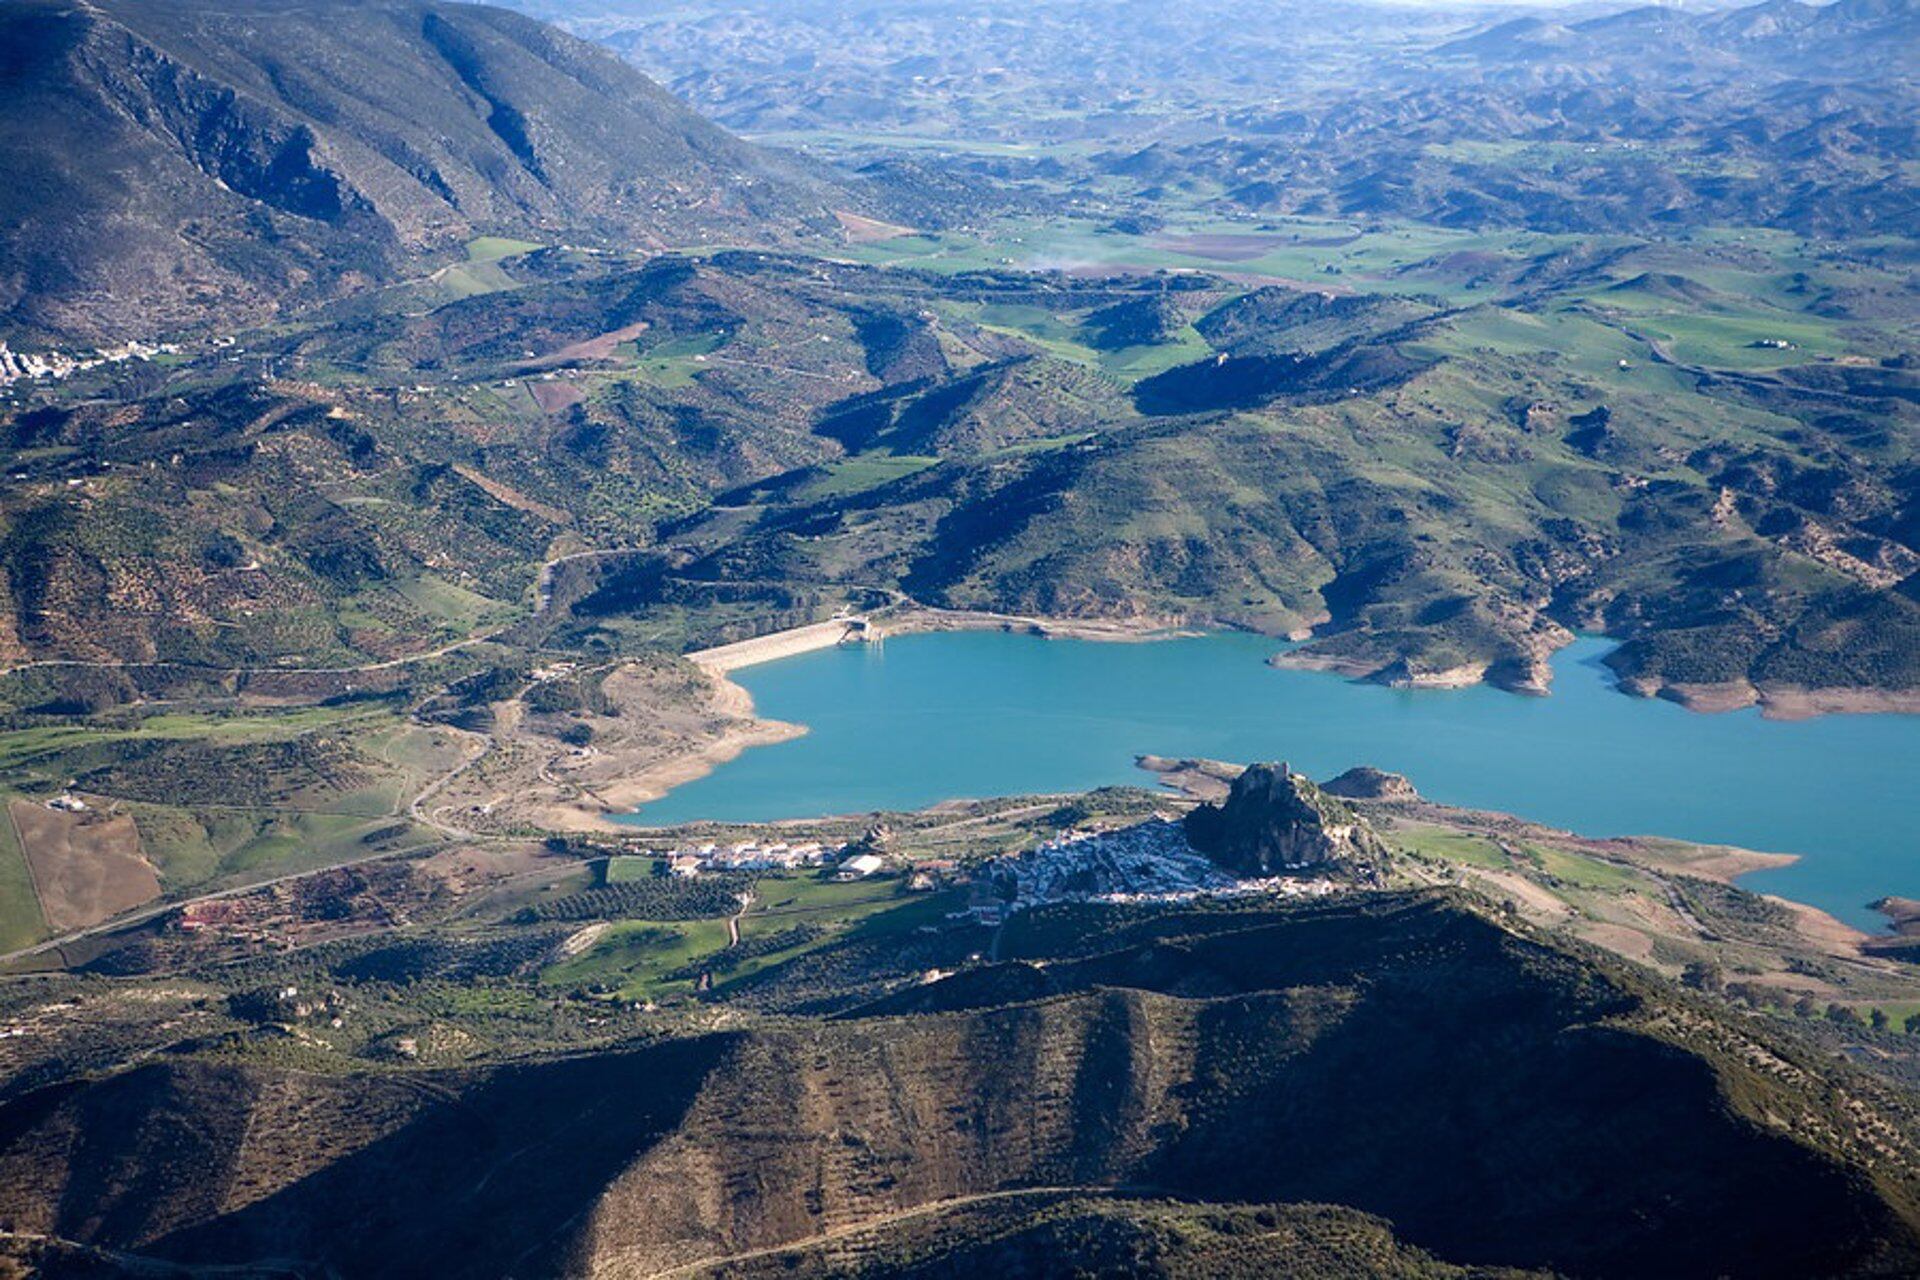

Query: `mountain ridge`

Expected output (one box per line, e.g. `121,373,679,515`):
0,0,849,343
2,892,1917,1278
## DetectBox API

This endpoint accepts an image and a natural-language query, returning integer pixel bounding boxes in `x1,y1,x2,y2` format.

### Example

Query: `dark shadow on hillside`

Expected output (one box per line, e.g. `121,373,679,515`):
848,895,1920,1278
139,1035,733,1277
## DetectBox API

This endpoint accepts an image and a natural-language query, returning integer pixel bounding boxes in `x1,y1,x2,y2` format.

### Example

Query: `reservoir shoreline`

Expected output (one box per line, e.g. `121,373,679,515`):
643,607,1190,830
692,608,1920,720
626,628,1920,930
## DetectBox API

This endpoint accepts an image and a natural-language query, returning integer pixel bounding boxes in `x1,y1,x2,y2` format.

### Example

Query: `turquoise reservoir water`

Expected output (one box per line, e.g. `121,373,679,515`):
628,631,1920,927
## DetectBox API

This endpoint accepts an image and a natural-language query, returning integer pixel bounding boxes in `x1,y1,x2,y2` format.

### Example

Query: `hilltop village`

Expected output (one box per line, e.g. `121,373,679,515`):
634,764,1372,931
641,813,1352,928
963,818,1345,925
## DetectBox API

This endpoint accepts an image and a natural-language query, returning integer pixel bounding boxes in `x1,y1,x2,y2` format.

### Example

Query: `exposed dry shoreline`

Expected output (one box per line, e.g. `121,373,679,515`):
1623,676,1920,721
1377,800,1881,963
1873,896,1920,936
881,606,1196,643
1277,635,1917,720
1269,649,1490,690
431,659,806,837
560,673,805,825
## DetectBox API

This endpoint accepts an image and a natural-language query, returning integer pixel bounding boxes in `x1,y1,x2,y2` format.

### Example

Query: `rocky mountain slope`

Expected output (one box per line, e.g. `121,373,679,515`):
0,0,846,343
2,892,1917,1277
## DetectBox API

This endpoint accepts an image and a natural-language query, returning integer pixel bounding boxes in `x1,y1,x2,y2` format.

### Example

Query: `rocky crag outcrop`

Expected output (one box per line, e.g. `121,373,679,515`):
1322,765,1419,802
1183,761,1390,884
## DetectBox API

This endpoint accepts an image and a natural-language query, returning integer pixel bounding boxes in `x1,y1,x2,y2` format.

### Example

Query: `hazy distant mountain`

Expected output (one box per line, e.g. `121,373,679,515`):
1442,0,1920,80
1105,0,1920,235
0,0,848,343
508,0,1917,238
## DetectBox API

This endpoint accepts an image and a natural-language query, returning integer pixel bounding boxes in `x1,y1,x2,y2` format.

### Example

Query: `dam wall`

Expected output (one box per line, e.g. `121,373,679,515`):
689,619,870,674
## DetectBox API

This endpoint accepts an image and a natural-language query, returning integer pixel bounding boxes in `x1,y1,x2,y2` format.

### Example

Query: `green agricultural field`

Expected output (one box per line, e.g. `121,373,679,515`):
604,855,660,884
1389,825,1510,870
540,918,734,1000
839,887,965,939
752,874,906,918
787,453,939,500
975,218,1589,293
389,575,517,635
1428,307,1657,381
0,709,455,894
127,806,431,891
936,217,1599,299
0,705,397,779
0,795,47,952
963,303,1108,368
703,880,962,994
616,332,726,388
1603,307,1848,370
435,261,518,300
465,236,545,264
953,298,1214,383
1528,846,1641,893
1097,326,1214,381
973,303,1085,347
424,238,544,302
835,233,955,266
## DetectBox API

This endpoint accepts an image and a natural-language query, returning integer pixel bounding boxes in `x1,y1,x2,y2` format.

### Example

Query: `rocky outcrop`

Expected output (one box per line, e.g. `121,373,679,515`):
1865,897,1920,963
1322,766,1419,802
1183,761,1389,883
1872,897,1920,936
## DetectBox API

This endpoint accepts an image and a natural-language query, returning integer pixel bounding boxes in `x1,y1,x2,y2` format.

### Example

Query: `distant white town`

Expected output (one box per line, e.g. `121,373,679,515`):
0,338,180,388
655,839,880,879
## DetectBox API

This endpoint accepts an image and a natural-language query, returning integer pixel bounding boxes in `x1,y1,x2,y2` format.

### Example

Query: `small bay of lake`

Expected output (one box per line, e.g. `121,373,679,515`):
626,631,1919,927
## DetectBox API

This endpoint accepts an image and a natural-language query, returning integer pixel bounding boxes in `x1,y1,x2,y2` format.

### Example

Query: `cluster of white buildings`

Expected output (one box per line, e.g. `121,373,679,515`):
660,839,858,877
1095,874,1343,908
965,818,1344,924
0,339,177,388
